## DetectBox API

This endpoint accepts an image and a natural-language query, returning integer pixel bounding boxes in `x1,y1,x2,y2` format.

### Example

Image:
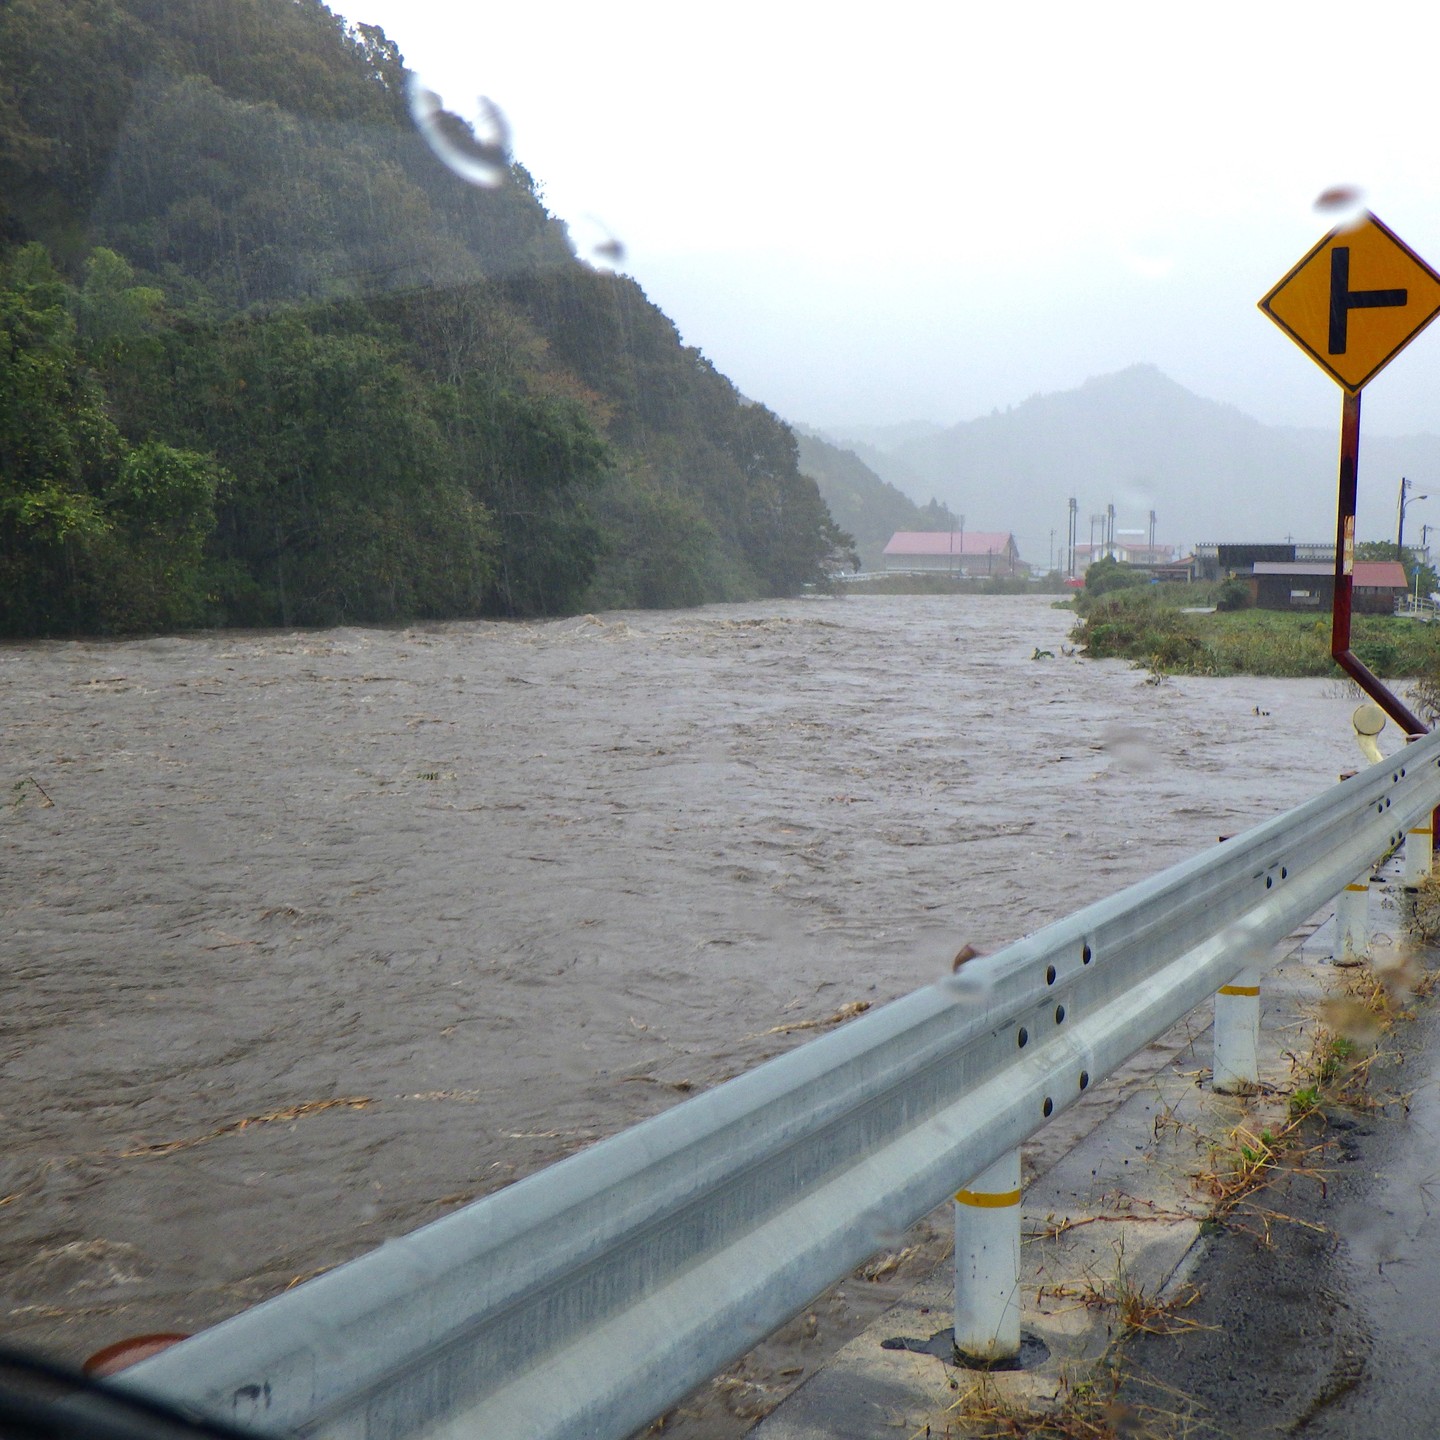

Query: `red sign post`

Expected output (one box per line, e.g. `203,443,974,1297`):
1259,213,1440,735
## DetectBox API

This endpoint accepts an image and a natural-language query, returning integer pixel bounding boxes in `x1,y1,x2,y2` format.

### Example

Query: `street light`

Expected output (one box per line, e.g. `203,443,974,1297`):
1397,475,1429,555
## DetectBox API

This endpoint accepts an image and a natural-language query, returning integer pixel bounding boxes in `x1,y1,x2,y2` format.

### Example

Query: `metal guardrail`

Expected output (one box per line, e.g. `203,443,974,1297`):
123,729,1440,1440
1395,595,1439,621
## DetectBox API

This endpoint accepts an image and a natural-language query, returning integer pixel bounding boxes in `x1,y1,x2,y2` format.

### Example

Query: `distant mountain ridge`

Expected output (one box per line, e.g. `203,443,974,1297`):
815,365,1440,561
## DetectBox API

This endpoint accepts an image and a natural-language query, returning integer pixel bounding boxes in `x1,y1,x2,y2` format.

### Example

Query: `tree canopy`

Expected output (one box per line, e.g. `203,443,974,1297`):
0,0,851,635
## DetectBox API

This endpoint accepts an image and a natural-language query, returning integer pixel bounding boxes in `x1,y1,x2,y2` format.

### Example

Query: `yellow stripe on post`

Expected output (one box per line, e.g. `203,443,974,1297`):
1217,984,1260,997
954,1187,1022,1208
1345,883,1369,892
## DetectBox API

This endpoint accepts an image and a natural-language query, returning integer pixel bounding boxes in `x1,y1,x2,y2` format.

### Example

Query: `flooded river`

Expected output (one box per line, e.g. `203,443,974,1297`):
0,594,1384,1429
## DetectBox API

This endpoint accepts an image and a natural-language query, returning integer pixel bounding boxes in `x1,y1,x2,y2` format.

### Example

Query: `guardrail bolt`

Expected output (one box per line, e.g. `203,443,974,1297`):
953,1148,1022,1363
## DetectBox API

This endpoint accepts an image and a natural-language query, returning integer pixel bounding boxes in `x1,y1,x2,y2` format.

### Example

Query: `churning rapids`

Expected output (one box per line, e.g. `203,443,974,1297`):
0,594,1388,1431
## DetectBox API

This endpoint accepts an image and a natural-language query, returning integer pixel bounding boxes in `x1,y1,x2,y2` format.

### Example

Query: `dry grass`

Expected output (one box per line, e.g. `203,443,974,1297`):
1407,870,1440,943
1035,1275,1207,1339
936,1366,1203,1440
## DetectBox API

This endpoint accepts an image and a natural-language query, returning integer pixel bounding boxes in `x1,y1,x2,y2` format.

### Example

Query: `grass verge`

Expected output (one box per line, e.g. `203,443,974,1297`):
1074,585,1440,681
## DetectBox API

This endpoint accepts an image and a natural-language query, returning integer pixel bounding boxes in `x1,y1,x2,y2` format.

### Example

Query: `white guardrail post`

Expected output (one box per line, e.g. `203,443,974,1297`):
953,1149,1023,1362
117,730,1440,1440
1335,872,1371,963
1404,737,1435,887
1405,815,1434,887
1212,965,1261,1093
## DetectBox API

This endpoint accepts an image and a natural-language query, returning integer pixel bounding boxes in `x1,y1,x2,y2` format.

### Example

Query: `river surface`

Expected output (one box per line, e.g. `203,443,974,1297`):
0,595,1387,1430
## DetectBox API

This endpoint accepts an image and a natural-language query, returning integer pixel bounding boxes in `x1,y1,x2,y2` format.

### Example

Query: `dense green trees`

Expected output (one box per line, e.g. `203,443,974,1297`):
0,0,852,637
0,244,229,632
1080,556,1150,599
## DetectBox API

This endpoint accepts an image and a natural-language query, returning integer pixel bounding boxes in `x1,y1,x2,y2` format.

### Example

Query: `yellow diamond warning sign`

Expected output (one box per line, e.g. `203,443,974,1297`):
1259,213,1440,391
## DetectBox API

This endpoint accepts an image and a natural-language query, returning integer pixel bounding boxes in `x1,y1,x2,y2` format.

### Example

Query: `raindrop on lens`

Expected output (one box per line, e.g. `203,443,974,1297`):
408,76,510,188
1098,724,1158,774
857,1205,906,1253
1313,184,1367,231
567,214,628,271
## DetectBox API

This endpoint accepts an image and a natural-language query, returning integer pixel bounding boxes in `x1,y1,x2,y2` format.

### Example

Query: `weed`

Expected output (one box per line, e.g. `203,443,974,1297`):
1406,872,1440,944
1036,1274,1207,1339
942,1366,1124,1439
939,1364,1196,1440
9,775,54,808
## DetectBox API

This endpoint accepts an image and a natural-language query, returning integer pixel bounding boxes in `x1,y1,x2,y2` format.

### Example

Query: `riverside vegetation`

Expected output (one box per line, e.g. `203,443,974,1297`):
1072,556,1440,703
0,0,854,637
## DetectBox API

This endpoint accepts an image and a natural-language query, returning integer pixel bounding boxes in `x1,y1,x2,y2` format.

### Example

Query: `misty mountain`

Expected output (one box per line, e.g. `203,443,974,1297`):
837,365,1440,559
792,430,955,568
819,420,944,449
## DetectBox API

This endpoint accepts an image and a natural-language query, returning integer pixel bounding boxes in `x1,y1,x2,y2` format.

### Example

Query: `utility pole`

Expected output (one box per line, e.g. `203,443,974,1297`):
1398,476,1429,556
1067,497,1078,577
1149,509,1157,556
1107,503,1116,559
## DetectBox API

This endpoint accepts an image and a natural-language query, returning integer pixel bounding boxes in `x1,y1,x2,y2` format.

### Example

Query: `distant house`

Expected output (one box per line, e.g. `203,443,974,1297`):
1194,542,1333,582
1072,541,1177,570
882,531,1021,575
1152,555,1198,583
1251,560,1408,613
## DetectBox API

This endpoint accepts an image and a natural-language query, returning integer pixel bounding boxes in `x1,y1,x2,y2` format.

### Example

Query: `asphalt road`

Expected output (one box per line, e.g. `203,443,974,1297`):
1117,971,1440,1438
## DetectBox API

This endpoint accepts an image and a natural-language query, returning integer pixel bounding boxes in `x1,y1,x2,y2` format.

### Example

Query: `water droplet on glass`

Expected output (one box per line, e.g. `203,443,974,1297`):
567,214,627,271
407,76,510,188
1117,232,1177,281
942,951,996,1006
1313,185,1367,231
1097,723,1158,774
1217,916,1268,973
856,1205,906,1254
1317,996,1384,1050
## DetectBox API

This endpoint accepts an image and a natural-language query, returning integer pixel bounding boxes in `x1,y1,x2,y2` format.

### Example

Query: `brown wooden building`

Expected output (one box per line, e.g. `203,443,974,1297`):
1251,560,1408,613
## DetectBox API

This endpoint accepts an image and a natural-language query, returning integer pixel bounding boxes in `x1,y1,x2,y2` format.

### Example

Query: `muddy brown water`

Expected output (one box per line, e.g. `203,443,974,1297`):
0,595,1382,1432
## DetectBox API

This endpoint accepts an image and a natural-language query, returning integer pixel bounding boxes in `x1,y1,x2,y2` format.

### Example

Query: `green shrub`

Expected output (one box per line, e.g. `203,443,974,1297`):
1215,577,1251,611
1083,556,1150,598
1353,639,1400,676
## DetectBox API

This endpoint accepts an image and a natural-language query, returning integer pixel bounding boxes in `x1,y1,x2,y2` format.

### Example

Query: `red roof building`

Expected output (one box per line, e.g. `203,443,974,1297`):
881,531,1021,575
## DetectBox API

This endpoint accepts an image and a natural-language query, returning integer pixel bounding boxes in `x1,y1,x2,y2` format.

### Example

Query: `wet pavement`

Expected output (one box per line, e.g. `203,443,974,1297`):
1116,937,1440,1439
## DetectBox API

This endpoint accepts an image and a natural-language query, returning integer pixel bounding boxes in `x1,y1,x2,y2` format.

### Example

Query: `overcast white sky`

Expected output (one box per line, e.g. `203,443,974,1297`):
331,0,1440,441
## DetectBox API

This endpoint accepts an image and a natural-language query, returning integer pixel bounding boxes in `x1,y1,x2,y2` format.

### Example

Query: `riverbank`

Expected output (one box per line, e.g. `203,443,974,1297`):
1076,584,1440,685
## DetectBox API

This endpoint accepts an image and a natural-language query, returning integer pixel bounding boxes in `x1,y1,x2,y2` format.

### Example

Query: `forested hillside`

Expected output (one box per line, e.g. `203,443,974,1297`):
794,429,955,568
0,0,852,635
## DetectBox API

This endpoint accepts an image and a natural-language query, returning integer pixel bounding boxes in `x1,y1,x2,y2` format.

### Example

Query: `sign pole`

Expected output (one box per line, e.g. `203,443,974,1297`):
1328,387,1428,735
1331,388,1360,659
